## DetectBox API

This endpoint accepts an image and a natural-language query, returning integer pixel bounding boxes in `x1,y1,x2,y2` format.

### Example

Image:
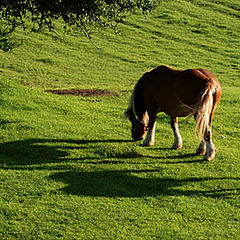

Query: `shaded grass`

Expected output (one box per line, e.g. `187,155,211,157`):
0,0,240,239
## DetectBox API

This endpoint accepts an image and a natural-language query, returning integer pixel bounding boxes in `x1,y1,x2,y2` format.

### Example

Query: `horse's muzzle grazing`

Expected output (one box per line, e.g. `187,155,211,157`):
131,130,146,141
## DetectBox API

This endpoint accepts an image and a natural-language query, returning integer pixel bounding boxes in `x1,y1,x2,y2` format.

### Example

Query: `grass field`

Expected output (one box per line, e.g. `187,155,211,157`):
0,0,240,239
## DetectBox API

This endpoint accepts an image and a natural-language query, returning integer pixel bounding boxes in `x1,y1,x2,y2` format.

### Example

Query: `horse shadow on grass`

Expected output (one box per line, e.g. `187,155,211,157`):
0,138,239,198
0,138,201,168
49,169,240,198
0,138,133,167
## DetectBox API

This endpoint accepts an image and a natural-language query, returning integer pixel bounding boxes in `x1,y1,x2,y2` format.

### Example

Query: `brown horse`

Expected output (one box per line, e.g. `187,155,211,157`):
124,65,222,161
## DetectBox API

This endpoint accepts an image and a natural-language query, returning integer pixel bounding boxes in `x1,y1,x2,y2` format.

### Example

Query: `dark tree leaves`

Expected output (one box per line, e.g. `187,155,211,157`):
0,0,158,51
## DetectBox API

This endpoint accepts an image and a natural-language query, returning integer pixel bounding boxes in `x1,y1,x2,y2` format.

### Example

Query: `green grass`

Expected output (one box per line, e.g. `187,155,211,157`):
0,0,240,239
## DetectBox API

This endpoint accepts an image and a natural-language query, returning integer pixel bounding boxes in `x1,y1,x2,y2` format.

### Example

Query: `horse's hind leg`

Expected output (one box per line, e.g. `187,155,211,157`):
203,127,216,161
194,109,216,161
194,113,206,155
170,117,182,150
196,140,206,155
202,111,216,161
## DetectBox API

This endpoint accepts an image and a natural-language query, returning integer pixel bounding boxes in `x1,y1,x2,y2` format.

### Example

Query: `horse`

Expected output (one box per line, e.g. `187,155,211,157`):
124,65,222,161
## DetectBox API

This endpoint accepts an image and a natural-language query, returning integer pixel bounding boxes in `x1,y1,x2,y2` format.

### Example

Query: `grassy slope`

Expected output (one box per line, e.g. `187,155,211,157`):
0,0,240,239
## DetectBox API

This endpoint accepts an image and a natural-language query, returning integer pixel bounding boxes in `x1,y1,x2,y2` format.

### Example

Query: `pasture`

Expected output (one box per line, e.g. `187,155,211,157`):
0,0,239,239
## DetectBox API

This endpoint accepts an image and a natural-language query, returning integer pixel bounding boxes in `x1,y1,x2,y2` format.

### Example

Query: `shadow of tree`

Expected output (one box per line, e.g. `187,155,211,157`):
49,169,240,198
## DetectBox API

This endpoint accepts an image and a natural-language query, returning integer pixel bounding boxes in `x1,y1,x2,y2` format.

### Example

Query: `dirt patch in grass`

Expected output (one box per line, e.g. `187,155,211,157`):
45,89,119,97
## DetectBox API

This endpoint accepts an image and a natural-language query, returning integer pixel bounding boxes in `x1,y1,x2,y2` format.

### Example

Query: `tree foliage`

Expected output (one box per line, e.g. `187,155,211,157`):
0,0,158,51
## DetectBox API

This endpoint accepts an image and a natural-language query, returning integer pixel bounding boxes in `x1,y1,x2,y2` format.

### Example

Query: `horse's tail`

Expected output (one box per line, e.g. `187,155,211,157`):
193,79,216,138
133,75,147,121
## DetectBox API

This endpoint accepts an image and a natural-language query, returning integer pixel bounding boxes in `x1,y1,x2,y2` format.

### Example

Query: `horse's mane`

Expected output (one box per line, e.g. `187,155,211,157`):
124,73,148,120
124,84,137,118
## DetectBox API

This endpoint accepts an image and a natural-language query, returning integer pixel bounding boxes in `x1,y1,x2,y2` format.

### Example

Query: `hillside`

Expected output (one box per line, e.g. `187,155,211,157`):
0,0,239,239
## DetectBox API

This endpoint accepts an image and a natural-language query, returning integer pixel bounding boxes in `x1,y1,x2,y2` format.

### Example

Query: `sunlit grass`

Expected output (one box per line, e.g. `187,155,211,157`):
0,0,239,239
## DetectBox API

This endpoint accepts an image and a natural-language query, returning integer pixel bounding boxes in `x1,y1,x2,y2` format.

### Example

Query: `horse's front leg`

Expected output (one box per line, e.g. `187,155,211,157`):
143,117,156,147
170,117,182,150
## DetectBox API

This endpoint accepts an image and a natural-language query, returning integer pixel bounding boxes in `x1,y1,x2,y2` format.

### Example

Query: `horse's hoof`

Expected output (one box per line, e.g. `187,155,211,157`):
143,141,154,147
203,156,215,161
203,150,216,161
171,144,182,150
196,148,206,155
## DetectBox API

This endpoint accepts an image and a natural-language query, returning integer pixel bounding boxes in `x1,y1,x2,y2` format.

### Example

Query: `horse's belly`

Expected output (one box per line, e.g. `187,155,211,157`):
168,108,192,117
161,100,193,117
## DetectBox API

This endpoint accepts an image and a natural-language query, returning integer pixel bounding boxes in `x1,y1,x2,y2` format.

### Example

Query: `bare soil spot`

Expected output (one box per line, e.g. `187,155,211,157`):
45,89,118,97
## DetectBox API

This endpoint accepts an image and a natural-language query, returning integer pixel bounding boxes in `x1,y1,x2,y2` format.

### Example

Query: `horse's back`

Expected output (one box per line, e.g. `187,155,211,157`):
140,66,221,117
140,65,180,93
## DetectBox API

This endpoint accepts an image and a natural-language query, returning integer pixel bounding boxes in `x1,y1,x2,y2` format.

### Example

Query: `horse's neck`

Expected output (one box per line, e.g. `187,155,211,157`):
133,81,147,121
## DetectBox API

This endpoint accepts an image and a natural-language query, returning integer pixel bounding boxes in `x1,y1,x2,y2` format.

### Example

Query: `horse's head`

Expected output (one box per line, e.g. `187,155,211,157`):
124,109,148,141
